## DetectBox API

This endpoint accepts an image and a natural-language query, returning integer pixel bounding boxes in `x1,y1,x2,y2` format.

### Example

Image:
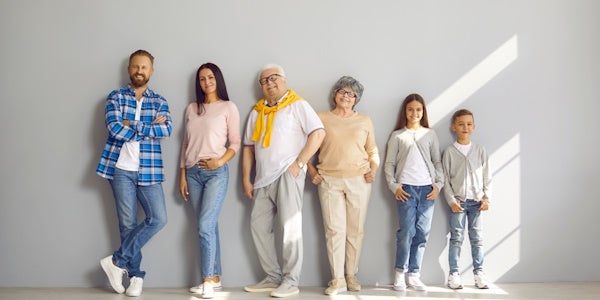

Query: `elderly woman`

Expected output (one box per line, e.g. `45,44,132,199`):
307,76,380,296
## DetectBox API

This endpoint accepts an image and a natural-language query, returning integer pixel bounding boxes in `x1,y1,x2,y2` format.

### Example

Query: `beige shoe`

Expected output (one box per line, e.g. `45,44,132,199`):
345,275,361,292
324,278,347,295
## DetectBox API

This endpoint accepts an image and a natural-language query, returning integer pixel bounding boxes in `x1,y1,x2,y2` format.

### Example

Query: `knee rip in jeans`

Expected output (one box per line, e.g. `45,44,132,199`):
470,240,483,247
450,240,463,247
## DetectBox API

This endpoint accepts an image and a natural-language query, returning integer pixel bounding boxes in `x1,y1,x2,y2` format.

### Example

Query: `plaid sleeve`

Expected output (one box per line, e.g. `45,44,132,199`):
105,91,140,142
134,96,172,139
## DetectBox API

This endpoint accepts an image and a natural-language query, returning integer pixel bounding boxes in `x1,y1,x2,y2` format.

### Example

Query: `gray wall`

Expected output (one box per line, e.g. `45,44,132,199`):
1,0,599,288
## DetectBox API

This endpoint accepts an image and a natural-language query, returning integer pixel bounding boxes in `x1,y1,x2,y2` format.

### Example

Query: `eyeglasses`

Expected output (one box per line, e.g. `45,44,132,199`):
336,89,357,98
259,74,284,85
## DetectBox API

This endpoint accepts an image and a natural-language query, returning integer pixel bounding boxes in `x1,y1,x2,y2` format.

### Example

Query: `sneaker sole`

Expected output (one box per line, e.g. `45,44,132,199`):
270,289,299,298
125,290,142,297
348,286,361,292
393,285,406,291
244,286,277,292
408,285,427,291
189,286,223,294
324,287,347,295
447,284,463,289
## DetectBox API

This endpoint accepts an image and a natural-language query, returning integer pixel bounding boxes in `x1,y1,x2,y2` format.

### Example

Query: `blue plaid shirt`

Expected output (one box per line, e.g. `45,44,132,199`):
96,85,172,185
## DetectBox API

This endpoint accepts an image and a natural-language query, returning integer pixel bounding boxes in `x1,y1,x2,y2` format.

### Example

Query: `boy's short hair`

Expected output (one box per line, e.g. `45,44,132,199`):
452,109,474,123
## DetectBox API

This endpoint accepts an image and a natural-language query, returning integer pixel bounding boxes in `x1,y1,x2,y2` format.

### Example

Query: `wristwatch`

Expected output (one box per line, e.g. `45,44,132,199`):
296,160,305,168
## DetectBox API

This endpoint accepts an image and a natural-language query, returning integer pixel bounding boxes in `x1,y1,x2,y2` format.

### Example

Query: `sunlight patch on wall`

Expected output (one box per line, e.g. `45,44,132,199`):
485,133,521,281
428,35,519,126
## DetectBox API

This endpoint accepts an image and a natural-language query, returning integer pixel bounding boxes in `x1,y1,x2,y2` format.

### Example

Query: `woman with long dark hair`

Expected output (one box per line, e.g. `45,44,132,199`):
179,63,240,299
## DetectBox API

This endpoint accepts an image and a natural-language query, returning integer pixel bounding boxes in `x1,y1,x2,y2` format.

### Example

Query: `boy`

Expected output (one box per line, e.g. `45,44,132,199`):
442,109,491,289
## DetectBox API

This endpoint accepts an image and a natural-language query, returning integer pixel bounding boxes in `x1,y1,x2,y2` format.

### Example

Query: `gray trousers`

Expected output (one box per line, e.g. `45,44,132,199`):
250,169,306,286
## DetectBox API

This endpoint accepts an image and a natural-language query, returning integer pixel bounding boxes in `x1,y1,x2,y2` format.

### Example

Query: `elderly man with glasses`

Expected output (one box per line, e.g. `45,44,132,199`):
242,64,325,298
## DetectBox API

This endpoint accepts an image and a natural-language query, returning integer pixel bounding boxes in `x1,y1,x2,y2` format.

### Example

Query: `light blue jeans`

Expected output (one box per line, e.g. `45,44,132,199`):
186,164,228,279
448,199,484,274
395,184,434,273
109,168,168,278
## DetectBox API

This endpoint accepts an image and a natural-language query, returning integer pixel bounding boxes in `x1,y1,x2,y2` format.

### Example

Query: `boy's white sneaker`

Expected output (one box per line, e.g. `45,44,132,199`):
393,271,406,291
447,272,463,289
474,271,490,289
406,272,427,291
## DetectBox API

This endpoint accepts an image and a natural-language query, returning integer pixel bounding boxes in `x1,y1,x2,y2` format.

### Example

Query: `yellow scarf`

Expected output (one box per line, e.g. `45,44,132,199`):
251,89,302,147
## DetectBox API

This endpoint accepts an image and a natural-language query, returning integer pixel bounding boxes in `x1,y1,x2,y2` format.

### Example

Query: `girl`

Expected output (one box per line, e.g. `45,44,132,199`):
384,93,443,292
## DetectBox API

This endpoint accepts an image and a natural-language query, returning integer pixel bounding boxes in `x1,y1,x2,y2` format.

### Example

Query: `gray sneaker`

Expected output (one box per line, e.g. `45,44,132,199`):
244,277,280,292
270,282,299,298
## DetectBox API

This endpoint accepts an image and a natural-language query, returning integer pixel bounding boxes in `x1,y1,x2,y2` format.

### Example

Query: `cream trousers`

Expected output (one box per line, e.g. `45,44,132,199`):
318,174,371,279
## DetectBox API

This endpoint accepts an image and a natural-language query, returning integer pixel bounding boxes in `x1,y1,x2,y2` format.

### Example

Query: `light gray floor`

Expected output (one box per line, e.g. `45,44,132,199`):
1,283,599,300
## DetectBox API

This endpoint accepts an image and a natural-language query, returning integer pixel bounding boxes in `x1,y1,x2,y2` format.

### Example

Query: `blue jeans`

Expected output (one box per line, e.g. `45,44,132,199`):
448,199,484,273
395,184,434,273
186,164,228,279
109,168,168,278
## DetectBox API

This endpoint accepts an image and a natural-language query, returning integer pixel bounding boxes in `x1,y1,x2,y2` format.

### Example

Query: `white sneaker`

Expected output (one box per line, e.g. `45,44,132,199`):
474,271,490,289
125,276,143,297
201,282,215,299
447,272,463,289
270,282,299,298
406,272,427,291
100,255,126,294
393,271,406,291
189,280,223,294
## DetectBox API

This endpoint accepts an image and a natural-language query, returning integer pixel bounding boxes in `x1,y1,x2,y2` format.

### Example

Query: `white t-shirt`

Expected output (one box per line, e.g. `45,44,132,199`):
454,141,474,199
399,133,432,186
243,99,323,188
116,98,143,171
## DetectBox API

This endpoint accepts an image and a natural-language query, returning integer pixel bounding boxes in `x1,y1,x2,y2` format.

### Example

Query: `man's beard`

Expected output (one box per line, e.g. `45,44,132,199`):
130,74,149,88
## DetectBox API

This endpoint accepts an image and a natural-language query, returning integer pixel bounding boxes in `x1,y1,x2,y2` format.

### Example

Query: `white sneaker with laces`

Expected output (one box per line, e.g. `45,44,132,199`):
474,271,490,289
201,282,215,299
406,272,427,291
447,272,463,289
125,276,143,297
100,255,126,294
393,271,406,291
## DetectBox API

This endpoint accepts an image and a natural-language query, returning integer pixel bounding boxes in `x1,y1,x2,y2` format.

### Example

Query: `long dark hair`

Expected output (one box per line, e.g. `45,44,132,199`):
195,63,230,115
394,93,430,130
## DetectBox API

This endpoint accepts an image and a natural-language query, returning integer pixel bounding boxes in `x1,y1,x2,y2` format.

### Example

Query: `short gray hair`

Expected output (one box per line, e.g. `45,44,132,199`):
258,63,286,81
329,76,364,109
